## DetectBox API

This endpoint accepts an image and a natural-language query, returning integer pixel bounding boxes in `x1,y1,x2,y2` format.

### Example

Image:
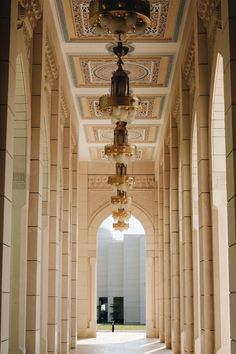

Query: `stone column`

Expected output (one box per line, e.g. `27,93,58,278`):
170,116,180,353
163,144,171,348
180,78,194,353
88,255,97,337
158,164,165,342
154,186,159,338
61,118,72,354
0,1,17,353
70,146,79,347
47,81,61,354
223,1,236,352
26,19,44,354
196,20,214,354
77,162,89,338
146,252,155,338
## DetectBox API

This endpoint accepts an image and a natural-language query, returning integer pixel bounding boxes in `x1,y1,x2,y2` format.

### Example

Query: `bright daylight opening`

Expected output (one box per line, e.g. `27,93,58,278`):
96,215,146,332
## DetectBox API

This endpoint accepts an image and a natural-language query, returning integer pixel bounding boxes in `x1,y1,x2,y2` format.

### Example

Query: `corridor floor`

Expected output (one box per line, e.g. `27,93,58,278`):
70,332,173,354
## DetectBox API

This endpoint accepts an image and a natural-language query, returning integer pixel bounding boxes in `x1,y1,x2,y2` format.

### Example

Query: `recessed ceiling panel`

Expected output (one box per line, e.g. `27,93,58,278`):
69,55,173,87
78,95,165,120
85,125,158,143
56,0,185,42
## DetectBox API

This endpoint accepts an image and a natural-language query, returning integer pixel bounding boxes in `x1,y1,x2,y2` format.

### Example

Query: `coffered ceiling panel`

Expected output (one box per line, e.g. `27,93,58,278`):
69,54,173,87
52,0,188,161
56,0,185,42
78,95,165,120
85,125,158,143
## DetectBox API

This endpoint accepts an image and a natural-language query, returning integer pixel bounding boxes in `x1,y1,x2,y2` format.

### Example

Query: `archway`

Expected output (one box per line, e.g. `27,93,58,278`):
96,215,146,328
87,202,155,338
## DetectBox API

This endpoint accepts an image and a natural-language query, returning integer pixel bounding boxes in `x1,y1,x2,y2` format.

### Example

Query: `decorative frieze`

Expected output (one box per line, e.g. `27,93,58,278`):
88,175,155,190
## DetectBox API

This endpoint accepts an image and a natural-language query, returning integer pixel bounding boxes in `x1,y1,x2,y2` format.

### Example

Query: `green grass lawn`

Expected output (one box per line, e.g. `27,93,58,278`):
97,323,146,331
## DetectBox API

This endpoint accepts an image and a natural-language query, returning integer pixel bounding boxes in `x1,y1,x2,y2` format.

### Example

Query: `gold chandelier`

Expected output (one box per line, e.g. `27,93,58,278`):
89,0,151,39
89,0,151,231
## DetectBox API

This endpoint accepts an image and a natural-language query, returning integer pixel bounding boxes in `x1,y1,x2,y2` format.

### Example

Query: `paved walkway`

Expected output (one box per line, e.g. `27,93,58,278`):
71,332,172,354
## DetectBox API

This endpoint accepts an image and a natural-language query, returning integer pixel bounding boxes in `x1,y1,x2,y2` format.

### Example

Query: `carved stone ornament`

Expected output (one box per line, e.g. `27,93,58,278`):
17,0,42,61
172,92,180,124
183,36,195,93
45,34,58,87
60,91,70,125
17,0,42,30
198,0,222,32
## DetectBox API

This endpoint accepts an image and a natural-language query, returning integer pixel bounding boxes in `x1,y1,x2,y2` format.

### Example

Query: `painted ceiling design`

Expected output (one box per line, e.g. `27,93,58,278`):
85,125,158,143
57,0,185,42
78,96,164,120
69,55,173,87
53,0,187,161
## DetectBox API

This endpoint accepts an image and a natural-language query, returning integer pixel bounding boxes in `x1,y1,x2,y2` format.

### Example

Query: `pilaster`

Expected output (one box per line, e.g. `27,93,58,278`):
170,116,180,354
26,18,44,354
157,163,164,342
163,143,171,348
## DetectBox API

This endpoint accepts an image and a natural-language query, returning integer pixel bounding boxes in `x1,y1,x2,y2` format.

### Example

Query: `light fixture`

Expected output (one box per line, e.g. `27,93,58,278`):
99,42,141,123
89,0,151,40
89,1,151,231
105,121,137,164
113,220,129,232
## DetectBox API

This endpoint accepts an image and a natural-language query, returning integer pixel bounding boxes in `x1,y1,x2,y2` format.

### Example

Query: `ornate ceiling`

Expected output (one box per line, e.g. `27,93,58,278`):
52,0,187,161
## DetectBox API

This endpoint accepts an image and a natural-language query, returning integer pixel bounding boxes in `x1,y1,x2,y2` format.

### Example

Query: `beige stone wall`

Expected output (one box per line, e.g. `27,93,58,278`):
77,161,157,338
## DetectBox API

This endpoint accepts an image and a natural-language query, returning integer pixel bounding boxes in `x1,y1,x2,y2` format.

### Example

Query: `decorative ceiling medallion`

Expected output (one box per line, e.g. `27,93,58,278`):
93,62,150,82
78,95,164,119
90,146,154,161
56,0,185,42
85,125,158,143
69,55,173,87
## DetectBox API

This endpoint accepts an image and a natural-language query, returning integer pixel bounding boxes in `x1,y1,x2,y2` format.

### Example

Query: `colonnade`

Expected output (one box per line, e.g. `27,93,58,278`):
0,1,236,354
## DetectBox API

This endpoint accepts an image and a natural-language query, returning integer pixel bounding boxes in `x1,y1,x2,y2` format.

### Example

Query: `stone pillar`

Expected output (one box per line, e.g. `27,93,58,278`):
47,81,61,354
77,162,89,338
180,78,194,353
0,1,16,353
70,146,79,348
88,255,97,337
158,164,165,342
163,144,171,348
221,1,236,352
170,117,180,353
196,19,214,354
154,186,159,338
26,19,44,354
61,118,72,354
146,252,155,338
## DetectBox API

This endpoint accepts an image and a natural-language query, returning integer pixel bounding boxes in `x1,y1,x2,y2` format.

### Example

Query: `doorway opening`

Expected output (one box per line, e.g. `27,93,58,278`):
96,215,146,331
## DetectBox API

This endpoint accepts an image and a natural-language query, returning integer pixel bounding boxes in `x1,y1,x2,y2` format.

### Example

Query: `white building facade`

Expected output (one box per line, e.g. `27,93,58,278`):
97,227,146,324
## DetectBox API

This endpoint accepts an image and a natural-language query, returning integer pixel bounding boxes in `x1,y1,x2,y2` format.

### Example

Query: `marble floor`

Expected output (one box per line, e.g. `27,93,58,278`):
70,332,173,354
